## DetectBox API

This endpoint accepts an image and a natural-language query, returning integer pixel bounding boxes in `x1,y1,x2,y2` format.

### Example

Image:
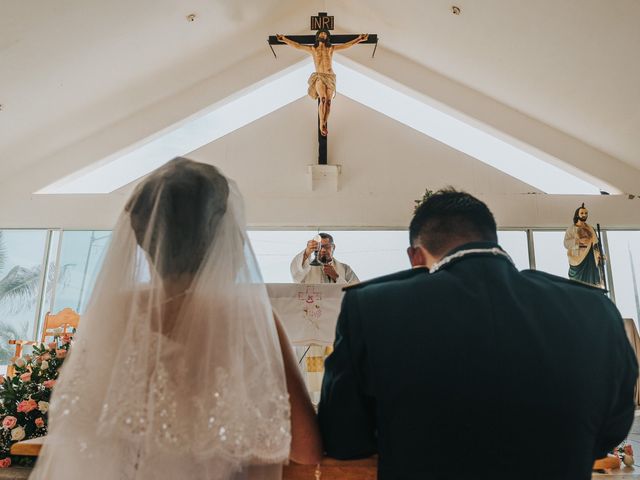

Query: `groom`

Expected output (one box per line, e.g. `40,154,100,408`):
318,189,637,479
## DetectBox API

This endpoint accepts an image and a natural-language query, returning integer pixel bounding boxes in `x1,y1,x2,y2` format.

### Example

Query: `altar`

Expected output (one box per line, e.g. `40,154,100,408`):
267,283,344,347
267,283,345,403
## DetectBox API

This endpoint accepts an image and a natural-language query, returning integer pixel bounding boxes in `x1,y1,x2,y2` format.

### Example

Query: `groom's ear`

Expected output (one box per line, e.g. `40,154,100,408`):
407,245,428,268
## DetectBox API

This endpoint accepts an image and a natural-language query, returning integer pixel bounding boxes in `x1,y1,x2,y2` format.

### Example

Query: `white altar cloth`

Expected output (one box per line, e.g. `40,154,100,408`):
266,283,344,346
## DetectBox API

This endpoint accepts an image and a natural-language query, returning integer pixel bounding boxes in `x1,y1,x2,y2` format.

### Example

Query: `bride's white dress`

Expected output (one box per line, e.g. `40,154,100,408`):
30,160,291,480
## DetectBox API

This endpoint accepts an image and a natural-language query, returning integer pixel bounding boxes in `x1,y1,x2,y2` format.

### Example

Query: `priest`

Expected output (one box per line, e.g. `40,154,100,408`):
290,233,359,284
290,233,359,404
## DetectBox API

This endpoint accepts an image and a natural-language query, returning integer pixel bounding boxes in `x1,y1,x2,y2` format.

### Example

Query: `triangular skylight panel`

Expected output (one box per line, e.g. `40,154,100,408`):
37,57,609,195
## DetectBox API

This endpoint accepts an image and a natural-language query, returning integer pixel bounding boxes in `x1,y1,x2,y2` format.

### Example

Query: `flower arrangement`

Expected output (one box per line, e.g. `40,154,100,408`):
616,442,635,467
593,442,635,472
0,330,71,467
413,188,435,213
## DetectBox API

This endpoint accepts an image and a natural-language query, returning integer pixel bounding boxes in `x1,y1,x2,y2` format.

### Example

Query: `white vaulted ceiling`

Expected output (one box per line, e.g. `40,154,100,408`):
335,0,640,169
0,0,304,176
0,0,639,227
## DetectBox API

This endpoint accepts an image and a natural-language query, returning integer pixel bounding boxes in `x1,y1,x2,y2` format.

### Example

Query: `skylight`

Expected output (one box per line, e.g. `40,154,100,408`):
333,58,603,195
37,60,315,194
37,56,608,195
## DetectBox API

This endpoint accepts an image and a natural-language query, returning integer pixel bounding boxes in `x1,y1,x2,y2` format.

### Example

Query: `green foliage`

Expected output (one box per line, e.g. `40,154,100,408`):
413,188,435,213
0,334,71,466
0,323,29,367
0,266,40,314
0,228,76,320
0,261,73,322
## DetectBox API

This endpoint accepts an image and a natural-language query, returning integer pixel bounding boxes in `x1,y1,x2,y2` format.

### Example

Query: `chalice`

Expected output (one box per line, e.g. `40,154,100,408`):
309,234,322,266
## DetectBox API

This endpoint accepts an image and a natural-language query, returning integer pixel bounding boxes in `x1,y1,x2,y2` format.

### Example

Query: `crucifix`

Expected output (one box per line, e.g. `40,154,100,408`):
268,13,378,165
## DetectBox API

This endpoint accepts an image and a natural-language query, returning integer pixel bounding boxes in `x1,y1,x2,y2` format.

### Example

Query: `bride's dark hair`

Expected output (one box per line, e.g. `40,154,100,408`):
126,157,229,277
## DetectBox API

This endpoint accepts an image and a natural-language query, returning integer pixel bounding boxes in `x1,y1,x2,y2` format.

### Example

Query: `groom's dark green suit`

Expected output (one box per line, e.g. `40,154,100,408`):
318,242,637,480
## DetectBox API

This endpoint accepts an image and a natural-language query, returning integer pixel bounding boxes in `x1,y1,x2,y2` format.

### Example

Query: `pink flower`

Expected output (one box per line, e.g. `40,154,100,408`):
17,399,38,413
42,353,52,361
2,416,17,430
43,379,57,389
19,372,31,383
47,342,57,350
24,355,32,362
34,417,45,428
55,349,67,358
0,457,11,468
62,334,72,344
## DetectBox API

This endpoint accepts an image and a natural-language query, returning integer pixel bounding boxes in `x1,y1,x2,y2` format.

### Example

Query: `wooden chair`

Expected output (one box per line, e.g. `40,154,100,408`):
6,308,80,376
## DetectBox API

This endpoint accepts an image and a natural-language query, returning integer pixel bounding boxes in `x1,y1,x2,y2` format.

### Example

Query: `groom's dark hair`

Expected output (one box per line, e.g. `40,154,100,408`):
409,188,497,256
127,157,230,277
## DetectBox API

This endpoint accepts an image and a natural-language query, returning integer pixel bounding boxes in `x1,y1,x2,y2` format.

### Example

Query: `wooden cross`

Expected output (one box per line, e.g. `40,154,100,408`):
268,13,378,165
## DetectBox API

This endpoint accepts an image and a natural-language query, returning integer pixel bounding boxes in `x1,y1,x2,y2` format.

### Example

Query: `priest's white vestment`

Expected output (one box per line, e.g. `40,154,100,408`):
290,250,359,284
289,249,359,403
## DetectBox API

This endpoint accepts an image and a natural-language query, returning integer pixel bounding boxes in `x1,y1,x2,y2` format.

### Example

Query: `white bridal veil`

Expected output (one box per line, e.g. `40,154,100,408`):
31,158,291,480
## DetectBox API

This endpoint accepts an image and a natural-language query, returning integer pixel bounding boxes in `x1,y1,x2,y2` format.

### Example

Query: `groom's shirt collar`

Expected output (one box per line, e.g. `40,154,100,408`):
429,241,514,274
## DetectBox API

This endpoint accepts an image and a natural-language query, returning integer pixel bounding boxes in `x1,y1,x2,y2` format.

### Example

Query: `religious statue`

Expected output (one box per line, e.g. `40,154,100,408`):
564,203,604,287
276,29,369,136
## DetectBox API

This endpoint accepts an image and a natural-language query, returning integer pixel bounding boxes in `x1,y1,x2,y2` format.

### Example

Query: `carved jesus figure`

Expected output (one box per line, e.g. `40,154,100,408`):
276,29,369,136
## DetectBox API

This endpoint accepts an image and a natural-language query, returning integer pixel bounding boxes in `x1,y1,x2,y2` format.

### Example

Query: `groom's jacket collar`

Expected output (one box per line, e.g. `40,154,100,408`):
342,242,511,292
444,240,502,255
429,241,513,273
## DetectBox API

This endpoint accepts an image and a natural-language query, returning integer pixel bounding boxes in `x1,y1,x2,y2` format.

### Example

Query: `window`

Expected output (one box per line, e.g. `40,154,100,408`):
51,231,112,314
1,225,638,372
532,231,569,278
606,231,640,326
37,230,61,336
248,230,410,283
497,230,530,271
249,229,533,282
248,230,317,283
0,230,49,367
327,231,410,280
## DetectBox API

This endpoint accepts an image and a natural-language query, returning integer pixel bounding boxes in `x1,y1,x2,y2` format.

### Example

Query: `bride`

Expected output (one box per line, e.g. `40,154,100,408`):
30,158,322,479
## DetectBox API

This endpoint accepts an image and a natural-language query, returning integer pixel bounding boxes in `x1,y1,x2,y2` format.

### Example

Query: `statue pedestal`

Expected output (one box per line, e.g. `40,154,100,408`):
307,164,341,192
